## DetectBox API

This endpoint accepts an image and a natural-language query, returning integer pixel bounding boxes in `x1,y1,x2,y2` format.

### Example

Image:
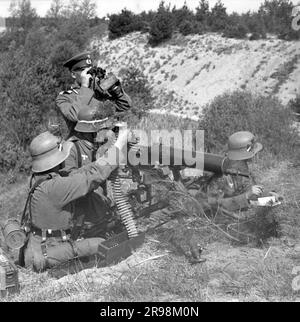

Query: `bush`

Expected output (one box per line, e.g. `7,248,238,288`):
120,67,154,121
0,139,31,174
55,14,90,49
199,90,299,159
179,20,198,36
108,9,136,40
223,24,248,39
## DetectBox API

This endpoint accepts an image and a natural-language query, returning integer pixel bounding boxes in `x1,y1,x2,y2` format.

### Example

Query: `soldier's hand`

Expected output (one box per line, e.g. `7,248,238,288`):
245,185,264,200
269,191,284,202
81,68,92,88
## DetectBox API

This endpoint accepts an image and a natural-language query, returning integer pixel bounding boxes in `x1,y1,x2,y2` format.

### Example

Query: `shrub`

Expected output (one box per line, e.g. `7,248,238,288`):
119,66,155,121
179,20,197,36
223,24,248,39
108,9,136,40
55,14,90,49
0,139,31,174
199,90,299,159
49,40,79,90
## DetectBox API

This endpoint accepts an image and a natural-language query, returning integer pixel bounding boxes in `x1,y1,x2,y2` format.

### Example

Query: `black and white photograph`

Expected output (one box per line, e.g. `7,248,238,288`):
0,0,299,304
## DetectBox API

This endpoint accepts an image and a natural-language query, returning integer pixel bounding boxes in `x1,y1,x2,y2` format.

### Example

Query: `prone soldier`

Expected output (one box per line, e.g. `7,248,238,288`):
205,131,281,213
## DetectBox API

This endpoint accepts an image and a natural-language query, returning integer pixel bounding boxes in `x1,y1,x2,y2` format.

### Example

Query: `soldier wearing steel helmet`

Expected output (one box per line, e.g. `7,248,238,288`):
61,104,116,175
56,52,132,138
221,131,263,197
59,105,119,239
206,131,281,212
21,127,129,271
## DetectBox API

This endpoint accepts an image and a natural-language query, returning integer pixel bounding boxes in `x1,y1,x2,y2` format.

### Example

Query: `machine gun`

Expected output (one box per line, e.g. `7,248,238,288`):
104,140,251,228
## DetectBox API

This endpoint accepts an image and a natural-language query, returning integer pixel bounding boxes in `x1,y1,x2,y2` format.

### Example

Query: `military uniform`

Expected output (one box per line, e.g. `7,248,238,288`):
56,85,132,137
61,135,110,227
62,136,96,174
56,52,132,137
207,192,250,212
24,159,117,271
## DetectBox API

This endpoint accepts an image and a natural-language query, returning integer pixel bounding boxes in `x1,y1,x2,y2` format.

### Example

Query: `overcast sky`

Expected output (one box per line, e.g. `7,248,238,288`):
0,0,299,18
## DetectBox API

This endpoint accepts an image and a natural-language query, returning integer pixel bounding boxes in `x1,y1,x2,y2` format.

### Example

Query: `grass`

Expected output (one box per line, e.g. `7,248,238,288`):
1,110,299,302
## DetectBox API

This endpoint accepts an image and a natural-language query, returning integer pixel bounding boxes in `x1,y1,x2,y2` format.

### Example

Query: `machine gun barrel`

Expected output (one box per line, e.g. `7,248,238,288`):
127,143,250,178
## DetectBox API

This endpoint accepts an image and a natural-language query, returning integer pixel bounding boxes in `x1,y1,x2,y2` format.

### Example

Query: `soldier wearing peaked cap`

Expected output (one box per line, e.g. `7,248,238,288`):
56,52,132,138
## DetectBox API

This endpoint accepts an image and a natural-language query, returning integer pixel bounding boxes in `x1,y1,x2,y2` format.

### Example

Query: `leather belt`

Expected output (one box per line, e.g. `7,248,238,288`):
31,226,71,238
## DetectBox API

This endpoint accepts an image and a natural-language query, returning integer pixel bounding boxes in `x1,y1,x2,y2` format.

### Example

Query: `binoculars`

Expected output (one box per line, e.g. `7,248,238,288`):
88,66,120,93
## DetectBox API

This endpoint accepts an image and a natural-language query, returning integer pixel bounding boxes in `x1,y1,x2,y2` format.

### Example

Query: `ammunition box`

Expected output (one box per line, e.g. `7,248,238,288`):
98,231,145,265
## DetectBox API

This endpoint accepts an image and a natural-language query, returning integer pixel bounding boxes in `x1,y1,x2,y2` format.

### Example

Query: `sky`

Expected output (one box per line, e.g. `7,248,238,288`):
0,0,300,18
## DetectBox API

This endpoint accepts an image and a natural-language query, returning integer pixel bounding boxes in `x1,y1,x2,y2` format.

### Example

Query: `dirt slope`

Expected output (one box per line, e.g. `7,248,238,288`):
91,32,300,119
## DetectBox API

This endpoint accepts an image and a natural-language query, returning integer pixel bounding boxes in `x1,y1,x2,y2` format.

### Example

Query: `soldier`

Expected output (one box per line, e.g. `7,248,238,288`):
60,105,118,240
224,131,263,196
206,131,263,200
21,127,129,272
56,52,132,138
205,131,282,213
61,105,116,175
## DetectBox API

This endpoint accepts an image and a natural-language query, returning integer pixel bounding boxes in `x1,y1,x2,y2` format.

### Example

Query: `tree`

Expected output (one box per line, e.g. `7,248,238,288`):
195,0,210,27
55,0,96,49
46,0,64,19
172,1,194,27
209,0,228,32
79,0,97,19
108,9,136,39
258,0,299,39
9,0,37,33
148,1,174,46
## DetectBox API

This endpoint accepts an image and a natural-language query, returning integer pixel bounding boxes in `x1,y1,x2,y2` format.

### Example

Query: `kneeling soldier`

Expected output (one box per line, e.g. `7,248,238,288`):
60,105,117,239
21,128,129,272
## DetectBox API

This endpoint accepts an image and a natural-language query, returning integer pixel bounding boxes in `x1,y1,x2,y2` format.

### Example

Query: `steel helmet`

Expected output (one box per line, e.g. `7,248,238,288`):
29,131,73,173
226,131,263,161
74,105,115,133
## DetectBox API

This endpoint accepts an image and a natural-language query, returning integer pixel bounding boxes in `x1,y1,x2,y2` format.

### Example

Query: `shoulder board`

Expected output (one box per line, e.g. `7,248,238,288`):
59,89,77,95
68,136,78,143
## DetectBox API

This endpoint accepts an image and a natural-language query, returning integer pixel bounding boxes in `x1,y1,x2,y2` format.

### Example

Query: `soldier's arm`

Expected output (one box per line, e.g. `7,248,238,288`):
50,162,117,207
208,193,250,212
107,85,132,112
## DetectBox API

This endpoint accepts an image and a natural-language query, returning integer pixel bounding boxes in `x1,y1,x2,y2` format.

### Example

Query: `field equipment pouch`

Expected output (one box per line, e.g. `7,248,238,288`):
24,234,104,271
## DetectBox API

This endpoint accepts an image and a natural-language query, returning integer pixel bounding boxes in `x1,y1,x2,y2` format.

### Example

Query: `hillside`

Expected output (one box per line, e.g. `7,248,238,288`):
91,32,300,119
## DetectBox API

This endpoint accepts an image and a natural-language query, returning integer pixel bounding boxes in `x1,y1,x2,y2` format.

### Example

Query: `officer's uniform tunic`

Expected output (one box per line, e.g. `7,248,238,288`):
56,85,132,137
